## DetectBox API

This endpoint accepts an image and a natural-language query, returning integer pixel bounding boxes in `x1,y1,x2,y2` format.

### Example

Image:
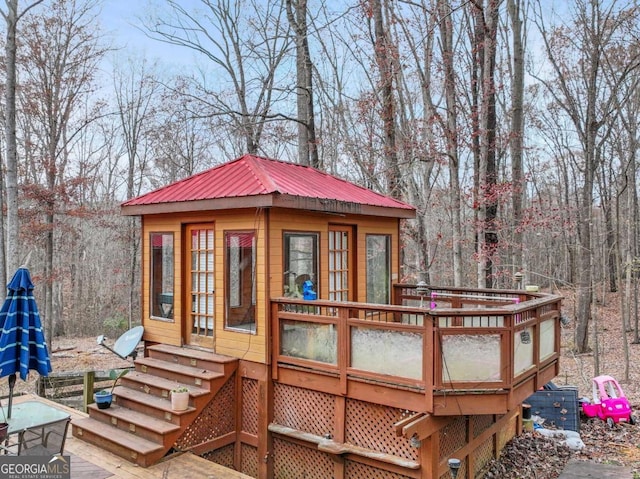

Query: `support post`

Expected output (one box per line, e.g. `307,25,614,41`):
83,371,95,413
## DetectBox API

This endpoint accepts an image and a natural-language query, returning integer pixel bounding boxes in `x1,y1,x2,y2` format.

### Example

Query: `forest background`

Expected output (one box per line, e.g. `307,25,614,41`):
0,0,638,374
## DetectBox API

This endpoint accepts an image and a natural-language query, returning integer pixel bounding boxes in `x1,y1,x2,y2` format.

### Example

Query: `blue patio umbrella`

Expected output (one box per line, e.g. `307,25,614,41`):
0,267,52,417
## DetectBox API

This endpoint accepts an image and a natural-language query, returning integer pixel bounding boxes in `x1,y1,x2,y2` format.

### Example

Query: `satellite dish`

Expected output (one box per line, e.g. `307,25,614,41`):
97,325,144,360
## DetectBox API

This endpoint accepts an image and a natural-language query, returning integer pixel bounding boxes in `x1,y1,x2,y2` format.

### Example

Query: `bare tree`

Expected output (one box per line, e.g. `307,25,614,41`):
112,56,161,329
19,0,108,347
534,0,640,352
0,0,44,287
144,0,291,155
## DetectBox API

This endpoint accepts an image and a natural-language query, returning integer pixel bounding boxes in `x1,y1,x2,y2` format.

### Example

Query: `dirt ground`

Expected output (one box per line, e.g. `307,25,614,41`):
0,335,133,399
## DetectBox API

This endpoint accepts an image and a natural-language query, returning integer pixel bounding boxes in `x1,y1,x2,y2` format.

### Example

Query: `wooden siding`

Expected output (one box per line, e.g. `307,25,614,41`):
141,215,183,346
268,209,400,304
140,208,401,364
141,210,268,363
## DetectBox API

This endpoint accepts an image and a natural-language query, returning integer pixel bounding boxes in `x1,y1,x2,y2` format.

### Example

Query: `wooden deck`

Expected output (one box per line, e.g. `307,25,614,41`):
8,394,252,479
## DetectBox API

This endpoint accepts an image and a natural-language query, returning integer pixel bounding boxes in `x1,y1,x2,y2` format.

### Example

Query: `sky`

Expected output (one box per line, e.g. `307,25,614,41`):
100,0,200,71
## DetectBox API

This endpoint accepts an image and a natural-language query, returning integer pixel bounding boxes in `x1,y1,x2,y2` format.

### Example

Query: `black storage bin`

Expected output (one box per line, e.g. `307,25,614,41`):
525,385,580,432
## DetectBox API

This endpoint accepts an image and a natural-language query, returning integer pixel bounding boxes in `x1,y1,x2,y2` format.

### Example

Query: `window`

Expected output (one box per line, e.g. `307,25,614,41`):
189,226,215,337
225,231,256,332
150,232,174,320
283,232,319,298
328,227,351,301
366,234,391,304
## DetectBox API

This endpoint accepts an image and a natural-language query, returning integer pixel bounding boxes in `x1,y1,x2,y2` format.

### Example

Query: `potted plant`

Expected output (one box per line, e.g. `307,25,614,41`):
94,369,129,409
170,386,190,411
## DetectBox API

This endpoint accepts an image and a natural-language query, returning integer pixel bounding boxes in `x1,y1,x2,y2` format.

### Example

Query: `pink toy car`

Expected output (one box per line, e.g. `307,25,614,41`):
581,375,635,427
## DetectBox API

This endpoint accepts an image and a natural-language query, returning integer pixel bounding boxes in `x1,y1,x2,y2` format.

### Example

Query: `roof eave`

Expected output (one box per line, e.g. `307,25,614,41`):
121,193,416,219
271,194,416,218
121,195,275,216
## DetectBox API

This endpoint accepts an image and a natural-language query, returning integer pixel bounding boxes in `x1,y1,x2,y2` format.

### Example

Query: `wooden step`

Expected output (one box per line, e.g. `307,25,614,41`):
73,345,237,468
87,403,180,443
112,386,196,424
135,357,224,390
147,343,237,374
72,417,165,467
122,370,210,399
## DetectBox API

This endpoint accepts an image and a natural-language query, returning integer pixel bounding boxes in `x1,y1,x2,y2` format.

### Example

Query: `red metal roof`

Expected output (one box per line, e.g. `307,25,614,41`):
122,154,415,218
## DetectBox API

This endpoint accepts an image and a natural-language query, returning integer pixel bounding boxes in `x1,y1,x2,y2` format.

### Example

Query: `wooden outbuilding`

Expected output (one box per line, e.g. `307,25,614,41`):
72,154,563,479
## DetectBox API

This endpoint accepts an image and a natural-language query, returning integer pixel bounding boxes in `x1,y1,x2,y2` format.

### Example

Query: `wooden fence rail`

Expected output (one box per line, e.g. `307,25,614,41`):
35,368,132,412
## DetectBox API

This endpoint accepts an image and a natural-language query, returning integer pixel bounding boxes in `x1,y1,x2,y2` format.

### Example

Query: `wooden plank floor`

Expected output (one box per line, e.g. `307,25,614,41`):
9,395,253,479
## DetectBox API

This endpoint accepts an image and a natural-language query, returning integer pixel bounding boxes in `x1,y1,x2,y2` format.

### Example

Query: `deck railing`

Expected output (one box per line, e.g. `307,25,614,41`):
271,285,562,413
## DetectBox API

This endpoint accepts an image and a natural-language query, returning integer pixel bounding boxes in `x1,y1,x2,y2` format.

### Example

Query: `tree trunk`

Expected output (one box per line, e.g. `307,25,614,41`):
438,0,463,286
470,0,499,288
286,0,319,168
508,0,525,279
371,0,401,199
1,0,43,285
3,0,19,282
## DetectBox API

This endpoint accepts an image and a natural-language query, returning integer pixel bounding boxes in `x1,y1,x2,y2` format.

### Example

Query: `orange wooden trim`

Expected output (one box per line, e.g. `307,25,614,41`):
432,390,509,416
234,368,242,470
334,395,346,443
346,378,427,412
271,302,279,381
395,413,453,441
264,208,272,367
508,375,537,410
237,430,258,447
424,314,434,412
345,368,425,390
276,356,340,373
258,377,274,479
339,308,349,396
238,360,268,381
188,430,235,455
276,365,343,395
269,423,420,470
394,412,424,436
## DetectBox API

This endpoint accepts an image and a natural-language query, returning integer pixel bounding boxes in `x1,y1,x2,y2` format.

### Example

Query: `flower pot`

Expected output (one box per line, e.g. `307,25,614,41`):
94,391,113,409
171,390,189,411
0,422,8,442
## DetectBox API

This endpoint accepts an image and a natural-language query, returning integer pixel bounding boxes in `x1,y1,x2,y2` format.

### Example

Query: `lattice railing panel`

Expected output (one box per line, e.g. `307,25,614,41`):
241,443,258,478
242,378,259,435
439,416,467,460
175,374,236,449
273,437,333,479
496,414,516,453
345,399,418,461
273,383,334,437
203,443,234,468
345,460,415,479
473,436,495,477
471,414,495,438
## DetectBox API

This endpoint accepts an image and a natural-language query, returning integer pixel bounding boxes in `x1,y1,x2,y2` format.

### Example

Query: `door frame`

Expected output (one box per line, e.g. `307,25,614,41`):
184,223,216,348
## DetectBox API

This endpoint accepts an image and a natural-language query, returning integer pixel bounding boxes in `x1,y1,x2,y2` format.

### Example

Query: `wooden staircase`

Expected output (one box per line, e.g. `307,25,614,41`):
72,344,238,467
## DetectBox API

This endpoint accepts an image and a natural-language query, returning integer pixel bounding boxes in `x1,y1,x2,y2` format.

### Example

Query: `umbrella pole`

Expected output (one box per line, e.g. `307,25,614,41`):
7,373,16,418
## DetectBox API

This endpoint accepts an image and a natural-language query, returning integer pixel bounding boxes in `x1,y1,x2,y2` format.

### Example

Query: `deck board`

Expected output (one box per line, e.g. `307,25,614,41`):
10,394,253,479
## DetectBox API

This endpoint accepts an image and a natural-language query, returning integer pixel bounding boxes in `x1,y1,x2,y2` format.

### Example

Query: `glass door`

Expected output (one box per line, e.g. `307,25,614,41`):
186,224,215,347
328,225,354,302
